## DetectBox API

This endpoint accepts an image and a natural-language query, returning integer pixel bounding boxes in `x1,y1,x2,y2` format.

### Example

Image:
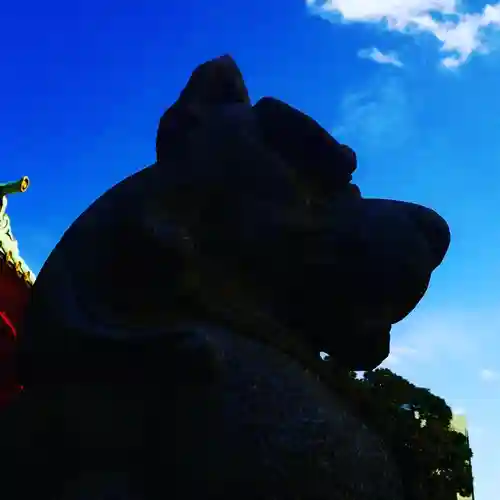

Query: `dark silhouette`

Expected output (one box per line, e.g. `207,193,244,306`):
2,56,451,499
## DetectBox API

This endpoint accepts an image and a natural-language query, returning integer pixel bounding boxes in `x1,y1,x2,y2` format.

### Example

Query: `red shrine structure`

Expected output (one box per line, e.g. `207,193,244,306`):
0,176,34,407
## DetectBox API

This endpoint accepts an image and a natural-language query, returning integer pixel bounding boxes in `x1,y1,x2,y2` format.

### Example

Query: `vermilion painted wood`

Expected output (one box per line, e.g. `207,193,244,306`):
0,262,30,408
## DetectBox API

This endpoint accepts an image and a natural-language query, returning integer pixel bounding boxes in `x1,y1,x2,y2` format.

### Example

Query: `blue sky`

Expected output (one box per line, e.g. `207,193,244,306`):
2,0,499,497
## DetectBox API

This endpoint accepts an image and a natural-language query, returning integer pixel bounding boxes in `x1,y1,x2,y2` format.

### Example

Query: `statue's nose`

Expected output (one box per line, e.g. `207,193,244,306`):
382,201,450,324
401,202,451,270
344,198,451,327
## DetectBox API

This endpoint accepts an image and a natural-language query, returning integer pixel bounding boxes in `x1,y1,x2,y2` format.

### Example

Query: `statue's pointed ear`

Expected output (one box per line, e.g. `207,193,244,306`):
253,97,357,197
156,55,250,162
177,54,250,107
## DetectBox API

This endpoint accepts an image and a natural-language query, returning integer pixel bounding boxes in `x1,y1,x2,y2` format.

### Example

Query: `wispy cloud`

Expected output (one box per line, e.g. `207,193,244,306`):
379,308,485,379
306,0,500,68
358,47,404,67
384,345,419,366
333,77,411,150
480,368,499,381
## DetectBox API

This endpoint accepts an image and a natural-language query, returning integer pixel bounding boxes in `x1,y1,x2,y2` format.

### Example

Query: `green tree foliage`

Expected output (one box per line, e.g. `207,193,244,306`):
323,363,474,500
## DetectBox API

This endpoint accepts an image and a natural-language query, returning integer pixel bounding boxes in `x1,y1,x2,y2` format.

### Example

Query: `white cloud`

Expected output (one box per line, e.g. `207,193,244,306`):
379,309,483,376
333,77,411,149
480,368,499,381
306,0,500,67
384,345,419,366
358,47,404,67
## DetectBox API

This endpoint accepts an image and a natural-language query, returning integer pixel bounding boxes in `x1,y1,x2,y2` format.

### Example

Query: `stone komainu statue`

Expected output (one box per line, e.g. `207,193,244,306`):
2,56,450,499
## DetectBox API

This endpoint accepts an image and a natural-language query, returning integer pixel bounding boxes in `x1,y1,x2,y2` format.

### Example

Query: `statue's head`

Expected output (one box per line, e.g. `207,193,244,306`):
153,55,451,371
9,55,451,500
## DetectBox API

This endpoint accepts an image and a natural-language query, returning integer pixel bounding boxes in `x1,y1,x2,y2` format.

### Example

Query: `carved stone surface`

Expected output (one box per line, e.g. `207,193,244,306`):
21,56,449,369
12,55,451,499
6,326,405,500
